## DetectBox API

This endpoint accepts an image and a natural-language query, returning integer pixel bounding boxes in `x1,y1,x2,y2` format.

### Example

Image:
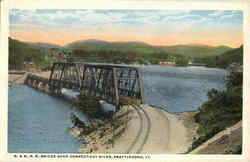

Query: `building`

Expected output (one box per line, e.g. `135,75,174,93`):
159,61,176,66
228,63,243,72
159,56,176,66
24,61,36,71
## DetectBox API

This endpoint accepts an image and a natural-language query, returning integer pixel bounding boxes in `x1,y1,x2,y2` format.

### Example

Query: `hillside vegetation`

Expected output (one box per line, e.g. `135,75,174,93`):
65,39,233,65
191,71,243,152
9,38,44,70
194,45,243,68
158,44,232,58
8,37,239,69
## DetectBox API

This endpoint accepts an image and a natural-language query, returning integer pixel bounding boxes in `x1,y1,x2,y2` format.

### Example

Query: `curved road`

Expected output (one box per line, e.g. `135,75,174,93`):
125,105,152,154
105,104,188,154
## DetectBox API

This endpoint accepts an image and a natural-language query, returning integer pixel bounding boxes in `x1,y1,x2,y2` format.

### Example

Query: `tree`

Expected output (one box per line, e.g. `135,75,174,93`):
175,57,188,66
226,71,243,90
72,93,102,118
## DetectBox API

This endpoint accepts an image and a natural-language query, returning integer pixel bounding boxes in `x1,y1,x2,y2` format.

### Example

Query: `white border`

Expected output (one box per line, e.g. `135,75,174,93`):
1,0,250,161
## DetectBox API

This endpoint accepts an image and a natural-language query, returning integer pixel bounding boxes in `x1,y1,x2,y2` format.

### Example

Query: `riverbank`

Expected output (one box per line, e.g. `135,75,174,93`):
190,121,242,154
8,71,51,84
73,104,199,154
8,67,230,154
8,73,27,84
9,72,199,154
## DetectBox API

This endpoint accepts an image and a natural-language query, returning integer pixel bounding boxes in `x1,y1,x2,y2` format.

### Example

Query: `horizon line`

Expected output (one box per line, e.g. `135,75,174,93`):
9,37,242,49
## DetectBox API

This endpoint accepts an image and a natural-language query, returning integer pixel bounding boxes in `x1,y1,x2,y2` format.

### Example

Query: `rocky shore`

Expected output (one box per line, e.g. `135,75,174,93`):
71,104,200,154
71,106,133,153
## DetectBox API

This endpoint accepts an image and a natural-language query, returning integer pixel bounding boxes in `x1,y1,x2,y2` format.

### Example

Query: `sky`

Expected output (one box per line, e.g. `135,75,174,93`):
9,9,243,48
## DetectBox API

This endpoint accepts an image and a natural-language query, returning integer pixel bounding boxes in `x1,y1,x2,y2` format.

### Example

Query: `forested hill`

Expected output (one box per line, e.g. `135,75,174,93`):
194,45,243,68
8,37,238,70
25,42,61,49
158,44,232,58
218,45,243,65
65,39,232,58
9,37,45,69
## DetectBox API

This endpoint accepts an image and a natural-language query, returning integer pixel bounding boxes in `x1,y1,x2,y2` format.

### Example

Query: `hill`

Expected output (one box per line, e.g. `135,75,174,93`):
65,39,109,51
26,42,61,49
9,38,45,69
158,44,232,58
217,45,243,66
65,39,232,58
195,45,243,68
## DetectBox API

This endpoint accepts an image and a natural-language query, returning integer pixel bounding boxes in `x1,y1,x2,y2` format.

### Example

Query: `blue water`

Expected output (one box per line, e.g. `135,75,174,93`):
140,66,228,113
8,84,82,153
8,65,228,153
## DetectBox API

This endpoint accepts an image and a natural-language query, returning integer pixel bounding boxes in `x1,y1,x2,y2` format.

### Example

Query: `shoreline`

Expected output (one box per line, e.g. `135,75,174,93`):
75,104,199,154
9,72,200,154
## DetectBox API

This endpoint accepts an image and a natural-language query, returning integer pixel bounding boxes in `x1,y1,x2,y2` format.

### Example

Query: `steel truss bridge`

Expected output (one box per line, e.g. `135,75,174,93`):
48,62,144,107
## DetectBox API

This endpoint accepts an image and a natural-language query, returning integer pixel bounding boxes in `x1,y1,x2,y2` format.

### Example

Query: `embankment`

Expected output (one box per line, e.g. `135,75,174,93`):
189,121,242,154
78,104,198,154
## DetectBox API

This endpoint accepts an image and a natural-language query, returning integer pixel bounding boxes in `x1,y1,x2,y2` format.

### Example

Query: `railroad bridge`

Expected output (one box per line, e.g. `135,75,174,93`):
46,62,144,107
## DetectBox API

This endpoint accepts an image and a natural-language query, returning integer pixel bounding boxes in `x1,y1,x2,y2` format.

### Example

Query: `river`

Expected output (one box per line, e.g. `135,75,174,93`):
8,84,82,153
8,65,228,153
140,65,227,113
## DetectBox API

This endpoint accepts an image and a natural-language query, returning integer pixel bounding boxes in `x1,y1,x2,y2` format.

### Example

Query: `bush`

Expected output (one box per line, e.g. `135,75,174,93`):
196,89,242,136
191,71,243,151
72,93,102,118
176,57,189,66
226,71,243,90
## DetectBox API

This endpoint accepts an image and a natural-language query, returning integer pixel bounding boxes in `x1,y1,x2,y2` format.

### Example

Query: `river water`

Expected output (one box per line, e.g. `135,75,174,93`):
140,65,228,113
8,65,228,153
8,84,82,153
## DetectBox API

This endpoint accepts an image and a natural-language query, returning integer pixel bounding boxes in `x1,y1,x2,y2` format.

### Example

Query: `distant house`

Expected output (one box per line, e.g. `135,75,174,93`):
159,56,176,66
228,63,243,71
188,62,207,66
52,49,72,62
159,61,176,66
24,61,36,70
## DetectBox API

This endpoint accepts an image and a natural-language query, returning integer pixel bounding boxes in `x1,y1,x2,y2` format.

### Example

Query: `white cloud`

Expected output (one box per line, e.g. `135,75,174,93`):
231,10,242,15
161,14,202,23
220,14,235,19
208,11,225,17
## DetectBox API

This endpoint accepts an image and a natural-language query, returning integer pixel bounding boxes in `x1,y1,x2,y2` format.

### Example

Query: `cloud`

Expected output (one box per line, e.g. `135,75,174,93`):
220,10,242,20
165,14,202,21
208,11,225,17
220,14,235,19
9,9,243,36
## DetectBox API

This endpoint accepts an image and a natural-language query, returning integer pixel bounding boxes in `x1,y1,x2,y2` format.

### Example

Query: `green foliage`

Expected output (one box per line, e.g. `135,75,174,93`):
159,44,232,58
194,45,243,68
226,71,243,90
175,57,189,66
72,93,102,118
66,40,232,65
66,127,73,134
36,59,52,71
9,37,45,70
192,71,243,151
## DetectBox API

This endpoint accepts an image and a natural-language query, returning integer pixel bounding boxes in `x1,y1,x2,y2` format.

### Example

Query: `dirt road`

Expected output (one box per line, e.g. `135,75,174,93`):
97,104,190,154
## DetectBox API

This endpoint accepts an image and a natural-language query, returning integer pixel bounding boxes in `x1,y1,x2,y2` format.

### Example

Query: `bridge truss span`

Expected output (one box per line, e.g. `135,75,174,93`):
49,62,144,106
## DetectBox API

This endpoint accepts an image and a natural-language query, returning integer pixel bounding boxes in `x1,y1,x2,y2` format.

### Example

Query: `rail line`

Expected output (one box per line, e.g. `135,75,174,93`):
125,104,151,154
125,105,143,154
135,104,151,154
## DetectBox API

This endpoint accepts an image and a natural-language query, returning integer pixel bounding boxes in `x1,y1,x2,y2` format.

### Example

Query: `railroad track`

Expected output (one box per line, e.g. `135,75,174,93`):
125,104,151,154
